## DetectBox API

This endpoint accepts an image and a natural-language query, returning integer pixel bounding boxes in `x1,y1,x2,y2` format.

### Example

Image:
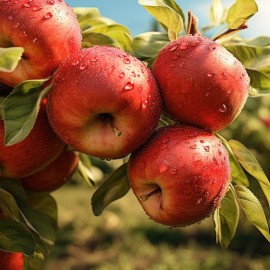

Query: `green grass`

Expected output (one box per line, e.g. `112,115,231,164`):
44,184,270,270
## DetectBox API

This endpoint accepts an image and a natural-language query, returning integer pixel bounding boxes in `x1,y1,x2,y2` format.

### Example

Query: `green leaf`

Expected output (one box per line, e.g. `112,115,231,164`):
0,47,24,72
209,0,228,26
138,0,184,40
234,185,270,243
26,192,58,229
0,178,28,204
0,189,20,221
223,36,270,95
0,219,35,255
82,32,119,48
20,208,56,254
131,32,169,58
92,163,130,216
3,79,51,146
229,140,270,207
226,0,258,29
84,24,132,51
214,187,239,248
215,134,249,186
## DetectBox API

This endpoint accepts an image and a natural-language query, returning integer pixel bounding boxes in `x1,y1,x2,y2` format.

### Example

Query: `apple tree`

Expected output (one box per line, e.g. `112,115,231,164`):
1,0,270,269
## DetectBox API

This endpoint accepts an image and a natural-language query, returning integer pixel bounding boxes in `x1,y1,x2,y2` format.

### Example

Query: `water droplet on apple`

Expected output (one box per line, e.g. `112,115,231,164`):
32,4,43,11
20,31,27,37
162,138,169,144
207,72,215,78
91,56,99,62
203,145,210,152
8,16,13,21
159,160,170,173
205,92,210,97
179,62,185,68
196,198,203,205
141,100,148,109
47,0,55,4
190,144,197,149
169,62,176,68
209,44,216,51
169,44,178,51
123,58,131,64
13,22,20,28
44,12,53,19
172,52,180,60
119,72,125,78
79,62,88,70
32,37,37,43
179,42,189,50
219,104,227,113
72,59,79,66
186,77,194,88
123,82,134,91
170,168,178,175
23,3,31,8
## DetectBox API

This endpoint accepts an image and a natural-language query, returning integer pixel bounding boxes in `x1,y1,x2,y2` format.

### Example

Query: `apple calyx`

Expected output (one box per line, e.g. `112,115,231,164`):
140,186,161,201
99,113,122,137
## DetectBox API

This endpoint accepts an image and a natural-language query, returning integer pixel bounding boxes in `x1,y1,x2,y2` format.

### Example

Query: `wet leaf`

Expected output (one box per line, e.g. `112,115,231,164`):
3,79,50,146
214,187,239,248
92,163,130,216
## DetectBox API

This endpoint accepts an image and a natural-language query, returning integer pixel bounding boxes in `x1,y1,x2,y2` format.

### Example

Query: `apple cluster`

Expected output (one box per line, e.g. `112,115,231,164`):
0,0,250,237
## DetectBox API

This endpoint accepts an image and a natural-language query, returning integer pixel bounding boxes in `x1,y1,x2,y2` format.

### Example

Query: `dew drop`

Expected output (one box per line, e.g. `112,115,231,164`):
131,71,136,77
219,104,227,113
47,0,55,4
204,145,210,152
196,198,203,205
179,42,189,50
72,59,79,66
179,62,185,68
169,62,176,68
169,44,178,51
186,77,194,88
20,31,27,37
23,3,31,8
33,37,37,43
207,72,215,78
209,44,216,51
162,138,169,144
141,100,148,109
13,22,20,28
119,72,125,78
123,58,131,64
32,4,43,11
205,92,210,97
190,144,197,149
8,16,13,21
170,168,178,175
124,82,134,91
79,62,88,70
91,56,99,62
160,160,170,173
172,52,180,60
44,12,53,19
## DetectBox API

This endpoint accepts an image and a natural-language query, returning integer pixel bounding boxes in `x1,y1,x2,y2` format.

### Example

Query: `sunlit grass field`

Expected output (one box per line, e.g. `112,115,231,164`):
44,182,270,270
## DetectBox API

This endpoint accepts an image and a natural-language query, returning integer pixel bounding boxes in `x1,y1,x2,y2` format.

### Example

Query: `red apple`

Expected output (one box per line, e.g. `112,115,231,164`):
0,250,23,270
152,34,250,131
0,0,81,87
21,148,79,192
0,102,65,178
46,46,162,159
128,124,231,227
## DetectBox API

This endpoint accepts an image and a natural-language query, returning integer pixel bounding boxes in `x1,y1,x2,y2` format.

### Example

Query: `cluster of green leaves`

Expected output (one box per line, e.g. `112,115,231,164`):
1,0,270,257
0,178,57,269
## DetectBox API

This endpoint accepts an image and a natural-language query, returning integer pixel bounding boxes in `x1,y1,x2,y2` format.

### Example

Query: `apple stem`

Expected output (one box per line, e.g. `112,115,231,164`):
107,122,122,137
187,11,199,35
140,187,161,201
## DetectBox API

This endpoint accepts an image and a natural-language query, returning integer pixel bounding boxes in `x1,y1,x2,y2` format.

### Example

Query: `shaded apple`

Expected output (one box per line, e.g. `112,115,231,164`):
21,148,79,192
0,102,65,178
0,0,82,87
0,250,23,270
128,124,231,227
47,46,162,159
152,34,250,131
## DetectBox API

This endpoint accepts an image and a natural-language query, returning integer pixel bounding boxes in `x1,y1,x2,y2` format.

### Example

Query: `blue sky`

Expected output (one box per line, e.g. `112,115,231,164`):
66,0,270,38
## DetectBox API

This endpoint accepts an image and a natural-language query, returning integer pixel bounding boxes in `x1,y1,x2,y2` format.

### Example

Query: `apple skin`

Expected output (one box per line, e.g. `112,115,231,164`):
128,124,231,227
0,102,65,178
0,250,23,270
152,34,250,132
0,0,81,87
46,46,162,159
21,148,79,192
